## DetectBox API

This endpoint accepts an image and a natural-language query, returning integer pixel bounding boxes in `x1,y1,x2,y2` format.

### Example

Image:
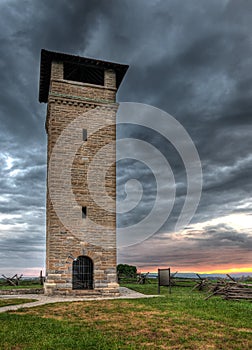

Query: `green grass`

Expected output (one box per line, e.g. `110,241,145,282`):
0,283,43,290
0,283,251,349
0,298,37,307
124,283,252,328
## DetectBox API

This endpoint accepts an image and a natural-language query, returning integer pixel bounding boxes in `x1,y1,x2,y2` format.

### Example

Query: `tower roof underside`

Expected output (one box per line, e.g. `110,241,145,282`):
39,49,129,103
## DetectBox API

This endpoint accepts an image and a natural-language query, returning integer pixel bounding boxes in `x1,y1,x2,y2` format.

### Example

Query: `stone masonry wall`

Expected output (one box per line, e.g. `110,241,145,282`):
44,61,119,295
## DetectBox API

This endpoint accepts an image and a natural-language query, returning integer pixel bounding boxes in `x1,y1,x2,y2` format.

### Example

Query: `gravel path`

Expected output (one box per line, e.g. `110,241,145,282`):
0,287,159,313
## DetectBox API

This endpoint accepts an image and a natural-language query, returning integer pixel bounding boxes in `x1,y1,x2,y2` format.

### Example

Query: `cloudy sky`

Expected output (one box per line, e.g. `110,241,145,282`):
0,0,251,276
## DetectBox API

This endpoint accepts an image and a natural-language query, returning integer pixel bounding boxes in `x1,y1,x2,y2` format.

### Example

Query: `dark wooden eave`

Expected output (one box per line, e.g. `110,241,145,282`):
39,49,129,103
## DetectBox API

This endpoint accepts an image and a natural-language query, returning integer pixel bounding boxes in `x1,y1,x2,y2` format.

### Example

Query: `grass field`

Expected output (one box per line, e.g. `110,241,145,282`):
0,279,43,290
0,284,43,290
0,283,251,349
0,298,37,307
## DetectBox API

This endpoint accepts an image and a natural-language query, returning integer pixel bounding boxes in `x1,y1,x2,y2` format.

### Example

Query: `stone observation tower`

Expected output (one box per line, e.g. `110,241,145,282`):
39,49,128,295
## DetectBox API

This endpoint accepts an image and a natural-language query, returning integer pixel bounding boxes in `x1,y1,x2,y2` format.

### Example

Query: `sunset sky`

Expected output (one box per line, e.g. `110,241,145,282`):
0,0,251,276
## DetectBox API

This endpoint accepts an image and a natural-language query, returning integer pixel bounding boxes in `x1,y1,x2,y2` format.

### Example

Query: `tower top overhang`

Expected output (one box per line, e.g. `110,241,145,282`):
39,49,129,103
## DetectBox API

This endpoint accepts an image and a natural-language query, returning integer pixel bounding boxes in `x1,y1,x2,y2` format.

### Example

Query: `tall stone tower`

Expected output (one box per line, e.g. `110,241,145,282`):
39,49,128,295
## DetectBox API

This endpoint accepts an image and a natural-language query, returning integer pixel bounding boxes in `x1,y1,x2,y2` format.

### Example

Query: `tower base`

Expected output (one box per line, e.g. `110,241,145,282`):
43,281,120,296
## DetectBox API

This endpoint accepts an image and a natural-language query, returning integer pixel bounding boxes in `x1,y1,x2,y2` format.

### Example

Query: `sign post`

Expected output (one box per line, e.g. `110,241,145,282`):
158,268,171,294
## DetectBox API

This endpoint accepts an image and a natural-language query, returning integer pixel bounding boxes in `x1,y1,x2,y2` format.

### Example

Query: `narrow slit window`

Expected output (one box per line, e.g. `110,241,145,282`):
82,206,87,219
83,129,87,141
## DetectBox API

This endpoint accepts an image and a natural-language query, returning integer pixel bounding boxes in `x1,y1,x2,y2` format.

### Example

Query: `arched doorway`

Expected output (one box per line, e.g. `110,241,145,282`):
72,256,93,290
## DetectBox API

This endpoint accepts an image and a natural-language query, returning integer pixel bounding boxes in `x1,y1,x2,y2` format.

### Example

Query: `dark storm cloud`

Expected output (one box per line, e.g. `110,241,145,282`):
119,223,252,269
184,224,252,249
0,0,251,273
0,233,45,271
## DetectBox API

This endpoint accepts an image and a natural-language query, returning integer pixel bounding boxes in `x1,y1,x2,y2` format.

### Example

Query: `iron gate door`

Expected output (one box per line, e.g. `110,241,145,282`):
72,256,93,290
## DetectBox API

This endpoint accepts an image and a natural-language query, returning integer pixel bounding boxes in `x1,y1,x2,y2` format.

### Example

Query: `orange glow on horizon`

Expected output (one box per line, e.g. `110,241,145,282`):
139,266,252,275
198,267,252,275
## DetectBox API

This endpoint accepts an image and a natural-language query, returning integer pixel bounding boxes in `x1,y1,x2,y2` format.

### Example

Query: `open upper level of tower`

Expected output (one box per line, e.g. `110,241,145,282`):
39,49,129,104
